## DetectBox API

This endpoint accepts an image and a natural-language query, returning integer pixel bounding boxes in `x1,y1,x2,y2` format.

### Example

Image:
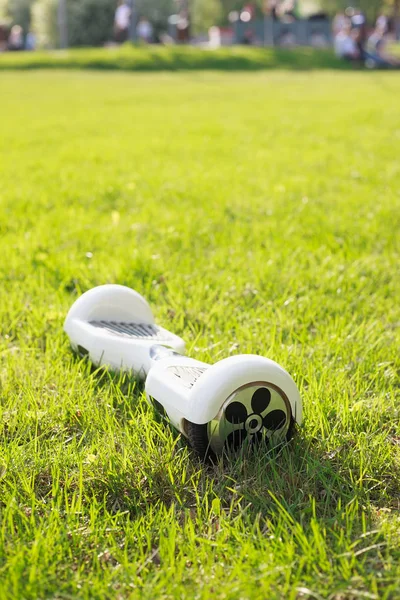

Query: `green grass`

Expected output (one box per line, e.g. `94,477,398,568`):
0,45,352,72
0,68,400,599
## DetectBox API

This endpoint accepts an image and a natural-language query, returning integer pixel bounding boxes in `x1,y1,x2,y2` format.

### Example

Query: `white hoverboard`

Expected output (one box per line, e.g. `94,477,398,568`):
64,285,302,459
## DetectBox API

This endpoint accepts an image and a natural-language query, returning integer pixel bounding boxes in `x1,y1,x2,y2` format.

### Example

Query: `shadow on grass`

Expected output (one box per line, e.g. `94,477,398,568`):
73,362,399,530
0,45,359,73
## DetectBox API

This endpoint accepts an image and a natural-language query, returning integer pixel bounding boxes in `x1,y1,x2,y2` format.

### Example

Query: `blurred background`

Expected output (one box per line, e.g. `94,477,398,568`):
0,0,399,53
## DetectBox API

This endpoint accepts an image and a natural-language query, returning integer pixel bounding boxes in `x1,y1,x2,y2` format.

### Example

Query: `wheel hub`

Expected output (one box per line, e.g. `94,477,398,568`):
207,382,292,455
245,414,263,434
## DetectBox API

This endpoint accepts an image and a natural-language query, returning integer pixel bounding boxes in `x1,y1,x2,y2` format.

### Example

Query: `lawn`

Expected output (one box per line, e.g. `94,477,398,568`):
0,67,399,599
0,45,350,72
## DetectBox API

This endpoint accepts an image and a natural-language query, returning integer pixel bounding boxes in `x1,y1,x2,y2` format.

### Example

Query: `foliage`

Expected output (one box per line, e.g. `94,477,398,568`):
190,0,223,32
0,67,400,598
0,0,8,20
67,0,115,47
136,0,174,25
219,0,243,14
0,0,34,31
319,0,392,21
32,0,115,48
31,0,57,47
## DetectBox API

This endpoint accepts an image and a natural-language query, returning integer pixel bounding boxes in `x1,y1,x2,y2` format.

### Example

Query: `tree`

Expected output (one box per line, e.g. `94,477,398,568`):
31,0,60,47
0,0,35,32
0,0,8,19
67,0,115,47
190,0,223,33
136,0,174,24
386,0,400,37
32,0,115,48
219,0,243,16
319,0,389,22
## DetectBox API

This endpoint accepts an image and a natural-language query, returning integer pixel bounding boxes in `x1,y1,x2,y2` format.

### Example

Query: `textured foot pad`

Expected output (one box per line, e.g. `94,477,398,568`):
89,320,177,341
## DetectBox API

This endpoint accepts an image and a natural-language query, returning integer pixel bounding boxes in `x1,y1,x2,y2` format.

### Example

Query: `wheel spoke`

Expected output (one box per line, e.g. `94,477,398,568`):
225,401,247,424
208,383,291,456
251,387,271,413
263,409,287,431
225,429,248,450
208,417,246,454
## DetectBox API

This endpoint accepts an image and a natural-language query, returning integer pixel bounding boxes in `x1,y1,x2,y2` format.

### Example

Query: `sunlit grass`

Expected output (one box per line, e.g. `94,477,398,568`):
0,69,399,599
0,44,351,72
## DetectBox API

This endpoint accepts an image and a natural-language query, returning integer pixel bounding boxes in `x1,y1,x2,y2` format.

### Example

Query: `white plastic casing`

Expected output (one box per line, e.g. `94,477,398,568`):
64,284,303,439
146,354,302,436
64,284,185,377
145,354,210,434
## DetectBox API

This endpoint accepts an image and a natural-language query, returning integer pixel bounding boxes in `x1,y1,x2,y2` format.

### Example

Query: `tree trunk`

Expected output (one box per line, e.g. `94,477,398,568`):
395,0,400,41
57,0,68,49
128,0,137,42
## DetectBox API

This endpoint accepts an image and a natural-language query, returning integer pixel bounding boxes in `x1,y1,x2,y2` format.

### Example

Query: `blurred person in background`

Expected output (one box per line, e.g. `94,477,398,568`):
114,0,131,44
366,23,400,67
334,20,359,61
351,25,365,59
266,0,279,20
25,31,36,51
351,8,367,50
208,26,221,49
351,8,366,29
8,25,23,51
333,11,346,36
376,12,389,34
136,17,153,43
176,8,190,43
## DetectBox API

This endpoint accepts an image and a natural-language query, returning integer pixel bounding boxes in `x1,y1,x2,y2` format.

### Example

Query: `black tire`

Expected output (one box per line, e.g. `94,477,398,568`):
286,417,296,445
186,417,296,462
185,421,216,462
